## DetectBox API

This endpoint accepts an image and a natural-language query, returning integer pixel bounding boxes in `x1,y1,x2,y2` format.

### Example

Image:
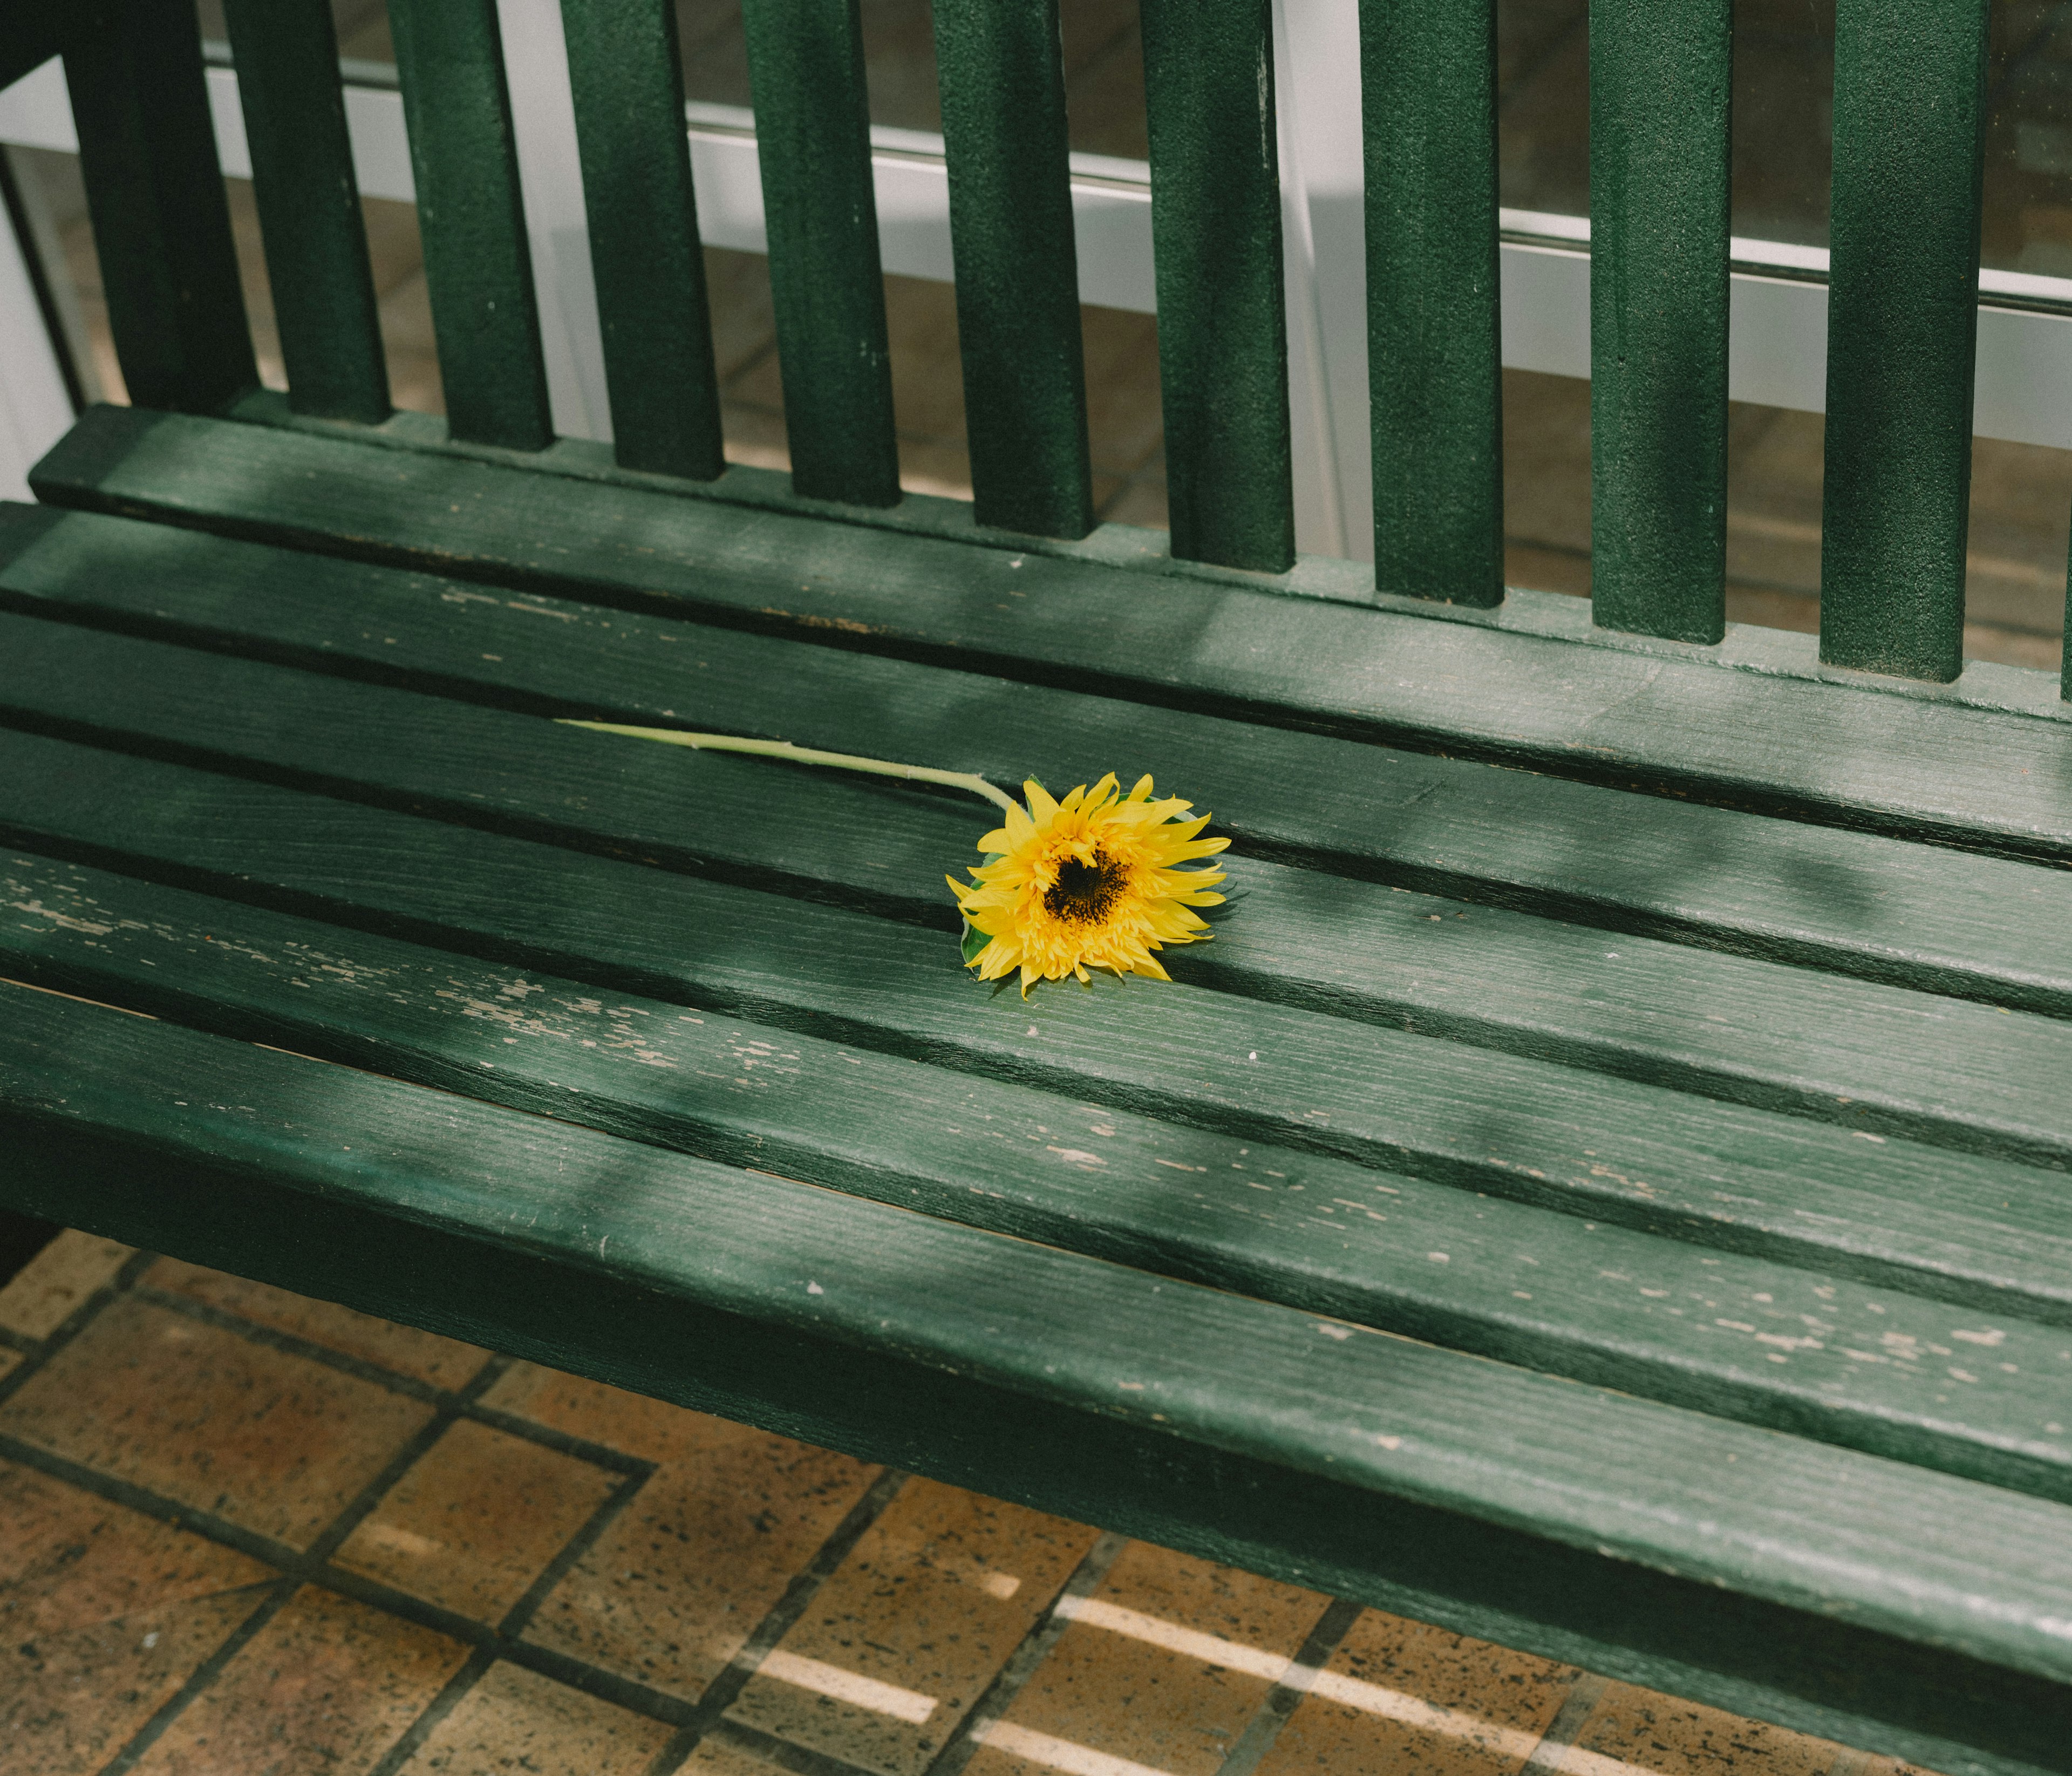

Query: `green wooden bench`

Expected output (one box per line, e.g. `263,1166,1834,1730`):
3,1,2070,1770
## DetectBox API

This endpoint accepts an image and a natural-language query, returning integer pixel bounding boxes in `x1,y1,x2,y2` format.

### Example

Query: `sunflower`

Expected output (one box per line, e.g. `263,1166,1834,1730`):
948,773,1230,995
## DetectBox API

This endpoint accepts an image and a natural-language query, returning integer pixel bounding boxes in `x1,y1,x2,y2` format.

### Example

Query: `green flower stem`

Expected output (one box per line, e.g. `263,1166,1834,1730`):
556,719,1022,815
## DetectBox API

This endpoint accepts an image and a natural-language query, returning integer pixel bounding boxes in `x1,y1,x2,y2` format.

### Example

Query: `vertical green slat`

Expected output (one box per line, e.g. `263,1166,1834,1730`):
60,0,256,415
932,0,1093,540
386,0,553,451
221,0,390,425
1360,0,1502,606
1140,0,1294,573
1589,0,1732,644
560,0,724,481
1820,0,1990,683
739,0,900,507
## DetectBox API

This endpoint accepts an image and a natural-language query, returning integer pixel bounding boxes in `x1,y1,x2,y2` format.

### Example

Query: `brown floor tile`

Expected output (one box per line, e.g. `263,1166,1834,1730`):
484,1368,880,1702
1081,306,1166,479
705,247,781,384
967,1541,1329,1776
884,274,968,444
1505,542,1592,600
0,1295,434,1550
1099,473,1170,531
0,1231,132,1340
1501,369,1593,561
1252,1610,1579,1776
721,403,792,473
677,1732,792,1775
727,1479,1100,1776
396,1660,673,1774
332,1418,619,1624
1,1460,277,1774
1558,1683,1841,1776
130,1584,469,1776
144,1258,489,1392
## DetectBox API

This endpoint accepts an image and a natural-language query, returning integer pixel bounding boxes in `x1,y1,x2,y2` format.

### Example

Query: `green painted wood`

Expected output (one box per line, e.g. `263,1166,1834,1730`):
931,0,1094,539
56,0,256,414
385,0,553,451
1,720,2066,1331
1819,0,1991,683
1139,0,1293,573
1359,0,1503,605
1588,0,1730,644
6,846,2070,1505
219,0,390,425
558,0,724,481
31,413,2072,862
738,0,900,507
0,14,58,90
4,983,2071,1776
6,502,2071,1024
4,609,2071,1172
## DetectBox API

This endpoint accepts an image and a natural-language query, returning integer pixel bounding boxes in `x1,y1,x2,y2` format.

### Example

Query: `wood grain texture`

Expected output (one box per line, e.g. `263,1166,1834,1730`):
931,0,1094,538
1820,0,1991,681
4,981,2070,1776
386,0,553,450
2,723,2067,1331
58,1,257,415
4,506,2069,1022
738,0,900,506
1589,0,1730,643
559,0,724,480
2,611,2070,1171
220,0,391,424
29,413,2072,862
5,847,2069,1506
1140,0,1294,571
1360,0,1503,604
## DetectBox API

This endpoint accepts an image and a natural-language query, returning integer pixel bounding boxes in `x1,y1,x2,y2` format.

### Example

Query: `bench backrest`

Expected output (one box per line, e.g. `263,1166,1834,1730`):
12,0,2035,691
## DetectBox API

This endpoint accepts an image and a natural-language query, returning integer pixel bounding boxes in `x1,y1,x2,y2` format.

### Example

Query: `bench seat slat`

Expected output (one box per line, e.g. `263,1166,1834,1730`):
30,413,2072,861
931,0,1095,540
4,613,2072,1171
2,722,2067,1330
6,505,2069,1018
1140,0,1295,571
4,981,2070,1776
6,845,2070,1505
1819,0,1991,682
385,0,554,451
220,0,391,425
560,0,725,480
738,0,901,506
1587,0,1730,643
1360,0,1503,604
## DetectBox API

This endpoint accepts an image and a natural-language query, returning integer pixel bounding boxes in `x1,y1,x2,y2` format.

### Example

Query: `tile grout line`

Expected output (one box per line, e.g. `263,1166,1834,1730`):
0,1418,704,1725
918,1527,1134,1776
1212,1594,1367,1776
82,1349,516,1775
643,1466,914,1775
362,1644,501,1776
134,1280,652,1474
94,1577,304,1776
1518,1671,1613,1775
497,1461,656,1641
0,1245,156,1411
699,1716,888,1776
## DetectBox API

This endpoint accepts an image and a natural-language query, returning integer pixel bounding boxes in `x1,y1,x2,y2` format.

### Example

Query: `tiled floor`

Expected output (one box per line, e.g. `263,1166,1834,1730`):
1,1231,1938,1776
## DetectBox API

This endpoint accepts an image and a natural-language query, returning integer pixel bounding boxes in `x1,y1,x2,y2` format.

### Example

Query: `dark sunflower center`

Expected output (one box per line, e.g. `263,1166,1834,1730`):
1044,849,1126,925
